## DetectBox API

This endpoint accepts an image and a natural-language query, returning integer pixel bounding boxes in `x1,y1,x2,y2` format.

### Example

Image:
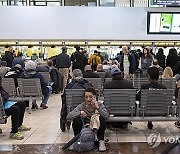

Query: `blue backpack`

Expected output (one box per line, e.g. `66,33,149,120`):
74,127,95,152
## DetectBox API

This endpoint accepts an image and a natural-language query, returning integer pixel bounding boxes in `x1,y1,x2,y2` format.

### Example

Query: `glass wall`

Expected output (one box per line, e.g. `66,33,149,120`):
0,0,153,6
65,0,96,6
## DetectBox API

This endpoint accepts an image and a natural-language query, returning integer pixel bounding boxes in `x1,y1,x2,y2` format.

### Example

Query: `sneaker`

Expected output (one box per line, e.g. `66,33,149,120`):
9,131,24,140
40,103,48,109
0,128,2,134
68,143,74,151
18,125,31,131
147,122,153,129
99,140,106,152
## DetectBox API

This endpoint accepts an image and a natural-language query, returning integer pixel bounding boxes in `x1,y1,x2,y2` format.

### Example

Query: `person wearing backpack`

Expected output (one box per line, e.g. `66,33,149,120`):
67,87,109,152
88,50,102,72
71,45,85,72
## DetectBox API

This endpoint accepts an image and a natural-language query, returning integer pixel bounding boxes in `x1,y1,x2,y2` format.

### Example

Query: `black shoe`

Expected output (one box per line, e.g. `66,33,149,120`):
147,122,153,129
32,102,38,109
0,128,2,134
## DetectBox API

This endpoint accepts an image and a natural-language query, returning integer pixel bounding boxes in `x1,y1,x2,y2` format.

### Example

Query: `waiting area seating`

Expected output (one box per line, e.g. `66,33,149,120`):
65,89,180,122
1,78,43,114
84,78,103,95
38,72,50,85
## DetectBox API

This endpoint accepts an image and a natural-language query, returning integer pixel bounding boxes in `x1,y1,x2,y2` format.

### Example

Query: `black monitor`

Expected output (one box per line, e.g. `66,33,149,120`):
147,12,180,34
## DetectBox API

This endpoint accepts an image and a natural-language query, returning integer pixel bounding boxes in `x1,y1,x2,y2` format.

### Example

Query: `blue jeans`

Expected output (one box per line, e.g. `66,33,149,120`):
42,86,52,105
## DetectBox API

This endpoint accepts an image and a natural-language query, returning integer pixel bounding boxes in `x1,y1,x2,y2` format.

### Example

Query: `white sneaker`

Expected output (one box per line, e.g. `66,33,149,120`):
68,143,74,151
99,140,106,151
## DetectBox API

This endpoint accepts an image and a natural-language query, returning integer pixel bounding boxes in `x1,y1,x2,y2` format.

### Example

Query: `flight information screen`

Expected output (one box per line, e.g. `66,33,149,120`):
147,12,180,34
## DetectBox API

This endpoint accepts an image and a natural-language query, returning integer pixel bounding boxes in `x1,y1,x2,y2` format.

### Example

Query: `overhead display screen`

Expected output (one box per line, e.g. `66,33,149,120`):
147,12,180,34
152,0,180,6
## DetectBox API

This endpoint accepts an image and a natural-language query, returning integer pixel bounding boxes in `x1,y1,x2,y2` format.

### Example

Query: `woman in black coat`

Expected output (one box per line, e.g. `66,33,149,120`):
166,48,179,75
155,48,166,69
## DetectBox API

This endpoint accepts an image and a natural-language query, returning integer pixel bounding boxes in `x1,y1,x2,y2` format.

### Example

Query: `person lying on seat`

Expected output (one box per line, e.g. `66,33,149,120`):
0,76,31,140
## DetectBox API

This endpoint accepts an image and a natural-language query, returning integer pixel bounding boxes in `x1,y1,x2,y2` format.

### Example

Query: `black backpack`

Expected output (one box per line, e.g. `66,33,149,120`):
72,51,84,68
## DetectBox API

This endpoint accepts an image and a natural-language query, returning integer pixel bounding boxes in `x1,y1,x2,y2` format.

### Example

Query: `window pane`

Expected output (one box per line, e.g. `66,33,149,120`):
115,0,130,7
134,0,149,7
100,0,115,6
65,0,97,6
47,1,61,6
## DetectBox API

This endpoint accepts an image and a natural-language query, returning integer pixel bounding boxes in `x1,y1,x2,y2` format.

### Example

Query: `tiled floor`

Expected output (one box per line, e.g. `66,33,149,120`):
0,93,180,153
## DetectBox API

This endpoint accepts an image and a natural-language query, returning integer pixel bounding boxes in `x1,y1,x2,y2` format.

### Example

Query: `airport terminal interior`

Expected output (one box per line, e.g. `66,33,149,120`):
0,0,180,154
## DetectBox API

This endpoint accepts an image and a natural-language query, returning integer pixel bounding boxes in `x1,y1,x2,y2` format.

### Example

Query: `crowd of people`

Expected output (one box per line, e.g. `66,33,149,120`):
1,45,180,152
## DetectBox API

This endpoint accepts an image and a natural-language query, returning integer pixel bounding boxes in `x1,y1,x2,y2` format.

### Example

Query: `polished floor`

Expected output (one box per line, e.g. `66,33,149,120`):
0,93,180,153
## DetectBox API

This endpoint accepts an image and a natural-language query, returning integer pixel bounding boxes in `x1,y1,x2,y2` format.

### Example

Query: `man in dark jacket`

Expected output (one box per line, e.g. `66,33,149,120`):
20,60,52,109
104,67,133,128
2,46,14,68
119,46,136,76
71,45,85,72
60,69,93,131
104,67,133,89
83,65,99,78
56,47,71,90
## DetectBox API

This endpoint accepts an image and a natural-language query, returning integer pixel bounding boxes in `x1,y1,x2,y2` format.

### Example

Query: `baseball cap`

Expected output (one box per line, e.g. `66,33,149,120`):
111,67,121,76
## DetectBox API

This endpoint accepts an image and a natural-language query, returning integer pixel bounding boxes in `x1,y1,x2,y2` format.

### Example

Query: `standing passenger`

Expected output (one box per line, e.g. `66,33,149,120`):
56,47,71,90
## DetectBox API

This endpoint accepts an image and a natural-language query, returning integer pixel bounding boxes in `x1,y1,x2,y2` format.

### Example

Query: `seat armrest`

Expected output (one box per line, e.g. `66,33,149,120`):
172,100,177,116
135,101,140,116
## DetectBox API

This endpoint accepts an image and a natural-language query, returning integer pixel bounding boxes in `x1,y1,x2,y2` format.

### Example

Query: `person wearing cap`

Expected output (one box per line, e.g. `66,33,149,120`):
104,67,133,89
103,67,133,128
19,60,52,109
0,61,10,77
60,69,93,132
56,47,71,90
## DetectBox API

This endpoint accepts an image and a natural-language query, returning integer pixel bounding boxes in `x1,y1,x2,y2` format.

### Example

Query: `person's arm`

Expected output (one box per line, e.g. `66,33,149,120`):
96,103,109,120
67,103,83,121
67,55,71,68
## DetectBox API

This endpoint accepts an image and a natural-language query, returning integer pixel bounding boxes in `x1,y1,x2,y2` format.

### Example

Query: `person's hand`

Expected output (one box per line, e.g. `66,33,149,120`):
80,111,87,118
91,96,99,109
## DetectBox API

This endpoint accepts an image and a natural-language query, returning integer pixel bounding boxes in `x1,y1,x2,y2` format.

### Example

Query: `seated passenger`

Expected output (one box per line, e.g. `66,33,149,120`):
96,64,104,72
60,69,93,131
67,87,109,152
4,64,24,87
83,65,99,78
0,76,31,140
19,60,52,109
102,60,110,70
141,67,166,129
104,67,133,128
0,61,10,77
162,66,173,79
12,52,25,69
